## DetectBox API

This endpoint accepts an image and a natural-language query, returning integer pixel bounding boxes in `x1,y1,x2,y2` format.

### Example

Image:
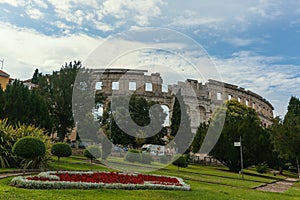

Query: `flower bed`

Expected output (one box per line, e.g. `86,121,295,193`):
10,171,190,191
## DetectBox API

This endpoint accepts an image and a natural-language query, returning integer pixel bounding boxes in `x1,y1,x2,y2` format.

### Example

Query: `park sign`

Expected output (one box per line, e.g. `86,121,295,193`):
234,142,241,147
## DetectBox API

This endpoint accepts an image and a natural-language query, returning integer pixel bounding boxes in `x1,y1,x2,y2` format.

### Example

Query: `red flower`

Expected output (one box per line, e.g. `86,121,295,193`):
26,172,182,186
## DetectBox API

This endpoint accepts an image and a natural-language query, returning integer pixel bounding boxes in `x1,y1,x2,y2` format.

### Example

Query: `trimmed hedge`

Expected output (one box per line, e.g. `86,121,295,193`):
84,145,102,160
172,155,188,168
125,149,141,163
51,143,72,161
12,136,46,159
140,153,153,164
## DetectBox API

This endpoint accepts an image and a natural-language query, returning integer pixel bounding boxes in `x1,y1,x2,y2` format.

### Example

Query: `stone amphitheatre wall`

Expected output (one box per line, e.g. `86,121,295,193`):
93,69,274,132
206,79,274,127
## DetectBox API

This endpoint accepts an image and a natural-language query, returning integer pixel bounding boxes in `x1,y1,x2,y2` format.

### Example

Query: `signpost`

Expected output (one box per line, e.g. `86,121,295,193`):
234,136,244,179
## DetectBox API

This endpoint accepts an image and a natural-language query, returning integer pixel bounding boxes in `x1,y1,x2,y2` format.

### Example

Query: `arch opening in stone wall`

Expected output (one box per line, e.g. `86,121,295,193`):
199,105,206,123
160,105,170,127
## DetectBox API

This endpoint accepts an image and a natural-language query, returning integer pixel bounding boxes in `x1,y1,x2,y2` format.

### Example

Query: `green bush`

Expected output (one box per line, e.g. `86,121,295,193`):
160,155,170,164
140,153,153,164
101,137,112,160
84,145,102,161
255,163,269,174
125,149,141,163
12,136,46,159
51,142,72,162
12,136,46,169
172,154,188,168
0,119,51,169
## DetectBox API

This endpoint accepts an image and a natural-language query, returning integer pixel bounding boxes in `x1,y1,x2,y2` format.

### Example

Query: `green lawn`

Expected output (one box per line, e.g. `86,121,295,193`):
1,156,299,200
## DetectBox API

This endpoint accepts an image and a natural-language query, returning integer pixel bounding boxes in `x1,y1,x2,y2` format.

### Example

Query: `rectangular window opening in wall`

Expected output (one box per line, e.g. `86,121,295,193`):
228,95,232,100
145,83,153,91
238,97,241,102
95,82,102,90
245,99,249,106
252,102,255,109
217,92,222,100
112,81,119,90
162,84,168,93
129,82,136,91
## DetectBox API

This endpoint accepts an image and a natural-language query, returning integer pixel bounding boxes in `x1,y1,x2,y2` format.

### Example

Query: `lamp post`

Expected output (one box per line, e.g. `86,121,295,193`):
234,136,244,179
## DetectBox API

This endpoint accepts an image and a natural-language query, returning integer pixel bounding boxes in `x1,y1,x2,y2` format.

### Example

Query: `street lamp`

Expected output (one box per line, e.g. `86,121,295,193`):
234,136,244,179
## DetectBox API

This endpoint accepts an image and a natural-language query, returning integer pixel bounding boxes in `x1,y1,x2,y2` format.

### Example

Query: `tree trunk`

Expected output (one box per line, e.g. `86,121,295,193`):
296,157,300,179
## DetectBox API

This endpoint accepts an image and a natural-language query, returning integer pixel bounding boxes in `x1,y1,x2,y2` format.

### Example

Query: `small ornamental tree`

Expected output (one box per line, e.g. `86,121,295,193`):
51,142,72,162
125,149,141,163
140,153,153,164
101,136,112,160
84,145,102,167
172,155,188,171
12,136,46,169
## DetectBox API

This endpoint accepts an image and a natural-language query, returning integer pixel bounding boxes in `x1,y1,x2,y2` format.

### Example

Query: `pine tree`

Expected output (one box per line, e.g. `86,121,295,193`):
38,61,81,141
31,68,40,84
170,89,193,154
273,96,300,178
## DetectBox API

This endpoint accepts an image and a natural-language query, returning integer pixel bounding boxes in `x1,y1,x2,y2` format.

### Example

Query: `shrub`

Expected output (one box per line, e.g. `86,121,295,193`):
140,153,153,164
255,163,269,174
12,136,46,169
172,155,188,168
84,145,102,162
160,155,170,164
51,142,72,162
0,119,51,169
125,149,141,163
101,137,112,160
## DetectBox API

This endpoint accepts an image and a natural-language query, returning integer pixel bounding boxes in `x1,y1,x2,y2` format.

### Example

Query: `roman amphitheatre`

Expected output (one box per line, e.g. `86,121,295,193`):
92,68,274,132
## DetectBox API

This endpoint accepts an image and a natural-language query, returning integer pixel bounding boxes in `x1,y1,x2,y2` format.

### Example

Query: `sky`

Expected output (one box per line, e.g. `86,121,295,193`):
0,0,300,117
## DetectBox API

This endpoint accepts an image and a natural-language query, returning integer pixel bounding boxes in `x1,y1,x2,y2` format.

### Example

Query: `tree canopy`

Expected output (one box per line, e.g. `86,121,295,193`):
37,61,81,141
209,100,270,172
170,89,193,154
0,80,52,131
101,95,167,148
272,96,300,178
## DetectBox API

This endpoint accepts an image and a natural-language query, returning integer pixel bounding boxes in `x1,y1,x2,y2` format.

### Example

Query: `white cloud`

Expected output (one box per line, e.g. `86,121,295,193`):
0,0,26,7
248,0,283,19
32,0,48,9
212,52,300,117
225,37,254,46
26,7,44,20
0,22,102,79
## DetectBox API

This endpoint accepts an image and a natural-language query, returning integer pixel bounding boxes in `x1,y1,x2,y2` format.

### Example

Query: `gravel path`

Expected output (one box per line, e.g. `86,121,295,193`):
255,178,298,193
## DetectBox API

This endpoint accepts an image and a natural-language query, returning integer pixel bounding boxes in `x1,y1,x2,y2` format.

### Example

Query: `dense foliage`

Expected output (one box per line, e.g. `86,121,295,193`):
37,61,81,141
12,136,46,169
51,142,72,162
170,89,193,154
84,145,102,162
101,95,167,147
13,136,46,159
272,96,300,178
172,155,188,168
0,119,51,168
125,149,142,163
208,100,272,172
0,80,52,131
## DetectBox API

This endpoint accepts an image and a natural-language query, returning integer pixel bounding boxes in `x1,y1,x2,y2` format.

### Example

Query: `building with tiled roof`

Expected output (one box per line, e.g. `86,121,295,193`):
0,69,10,90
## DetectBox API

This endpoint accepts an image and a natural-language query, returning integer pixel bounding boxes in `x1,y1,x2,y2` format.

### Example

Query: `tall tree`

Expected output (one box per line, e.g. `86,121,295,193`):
191,122,208,154
101,95,167,147
31,68,40,84
38,61,81,141
273,96,300,178
2,80,52,131
209,100,269,172
170,89,193,154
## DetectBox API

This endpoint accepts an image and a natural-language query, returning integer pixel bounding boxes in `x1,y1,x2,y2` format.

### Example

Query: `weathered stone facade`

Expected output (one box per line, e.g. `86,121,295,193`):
94,69,274,132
